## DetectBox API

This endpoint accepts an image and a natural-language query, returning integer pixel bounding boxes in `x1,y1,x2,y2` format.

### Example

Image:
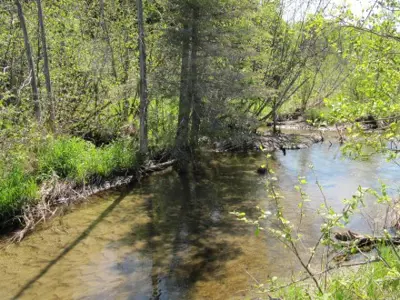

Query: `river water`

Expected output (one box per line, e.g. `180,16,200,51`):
0,141,398,300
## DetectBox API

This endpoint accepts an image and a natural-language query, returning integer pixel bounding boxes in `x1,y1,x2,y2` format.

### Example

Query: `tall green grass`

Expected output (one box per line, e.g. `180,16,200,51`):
276,246,400,299
0,162,38,219
0,136,137,222
36,137,137,182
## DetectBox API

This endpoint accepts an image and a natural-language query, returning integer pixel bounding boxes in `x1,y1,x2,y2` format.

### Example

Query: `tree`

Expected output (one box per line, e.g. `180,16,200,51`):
15,0,41,122
190,6,201,147
137,0,149,155
175,20,191,155
37,0,55,131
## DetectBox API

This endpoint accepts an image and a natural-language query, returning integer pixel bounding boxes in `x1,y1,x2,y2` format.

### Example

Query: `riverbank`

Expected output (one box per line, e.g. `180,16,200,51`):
1,128,328,241
0,135,175,241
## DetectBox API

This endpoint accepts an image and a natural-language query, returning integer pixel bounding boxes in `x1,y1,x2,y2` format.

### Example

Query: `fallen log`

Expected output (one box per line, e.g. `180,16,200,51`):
334,230,400,249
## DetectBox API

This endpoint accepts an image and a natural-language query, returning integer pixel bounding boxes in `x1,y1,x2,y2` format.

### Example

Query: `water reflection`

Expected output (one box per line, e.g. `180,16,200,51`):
0,143,398,299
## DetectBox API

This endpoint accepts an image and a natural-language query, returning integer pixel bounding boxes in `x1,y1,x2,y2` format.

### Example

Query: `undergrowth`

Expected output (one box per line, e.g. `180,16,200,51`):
0,136,137,223
276,246,400,299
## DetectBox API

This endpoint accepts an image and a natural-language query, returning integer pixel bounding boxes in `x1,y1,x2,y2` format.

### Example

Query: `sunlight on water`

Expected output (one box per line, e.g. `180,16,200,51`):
0,142,398,299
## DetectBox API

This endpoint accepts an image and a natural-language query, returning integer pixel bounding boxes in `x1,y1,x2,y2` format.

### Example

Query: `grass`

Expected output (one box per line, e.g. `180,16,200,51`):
0,162,38,220
274,246,400,299
0,136,138,223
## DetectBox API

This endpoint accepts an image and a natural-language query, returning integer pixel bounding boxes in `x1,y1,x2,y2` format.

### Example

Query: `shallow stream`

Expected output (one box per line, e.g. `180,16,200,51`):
0,140,399,299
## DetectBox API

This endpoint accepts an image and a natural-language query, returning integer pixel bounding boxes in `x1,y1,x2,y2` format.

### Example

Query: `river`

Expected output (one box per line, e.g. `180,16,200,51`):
0,141,398,299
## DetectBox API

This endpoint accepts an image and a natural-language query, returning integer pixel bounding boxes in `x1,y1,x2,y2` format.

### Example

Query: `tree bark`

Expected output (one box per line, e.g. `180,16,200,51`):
190,8,201,148
122,29,131,121
37,0,55,131
137,0,149,155
15,0,41,122
175,22,192,153
100,0,118,80
272,98,278,134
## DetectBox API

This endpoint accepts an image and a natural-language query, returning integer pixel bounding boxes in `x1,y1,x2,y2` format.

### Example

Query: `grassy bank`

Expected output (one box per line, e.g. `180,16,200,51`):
275,246,400,299
0,136,138,228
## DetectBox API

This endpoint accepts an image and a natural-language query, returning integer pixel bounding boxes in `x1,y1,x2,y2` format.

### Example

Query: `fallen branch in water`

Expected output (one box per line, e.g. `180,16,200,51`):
334,230,400,246
332,230,400,260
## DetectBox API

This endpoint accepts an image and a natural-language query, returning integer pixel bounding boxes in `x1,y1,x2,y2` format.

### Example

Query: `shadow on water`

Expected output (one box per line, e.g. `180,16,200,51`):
93,160,257,299
11,189,129,300
2,144,398,299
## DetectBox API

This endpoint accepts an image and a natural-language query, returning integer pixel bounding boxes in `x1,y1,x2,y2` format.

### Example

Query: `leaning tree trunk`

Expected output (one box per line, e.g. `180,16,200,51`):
136,0,149,155
272,98,278,134
37,0,55,131
190,8,201,148
175,22,192,153
15,0,41,122
122,29,131,121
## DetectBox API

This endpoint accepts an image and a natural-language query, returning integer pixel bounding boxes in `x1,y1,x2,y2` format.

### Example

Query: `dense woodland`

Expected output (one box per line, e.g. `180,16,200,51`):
0,0,399,221
1,0,399,221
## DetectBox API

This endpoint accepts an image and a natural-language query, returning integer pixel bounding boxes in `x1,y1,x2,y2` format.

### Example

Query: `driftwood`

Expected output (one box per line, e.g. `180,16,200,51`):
334,230,400,249
140,160,175,174
7,159,175,242
213,132,324,153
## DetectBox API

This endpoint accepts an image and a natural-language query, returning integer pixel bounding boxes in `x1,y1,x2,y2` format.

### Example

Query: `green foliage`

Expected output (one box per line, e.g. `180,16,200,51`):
320,247,400,300
0,136,137,221
37,136,137,182
273,247,400,299
0,161,38,219
93,139,138,177
37,137,97,182
304,108,331,126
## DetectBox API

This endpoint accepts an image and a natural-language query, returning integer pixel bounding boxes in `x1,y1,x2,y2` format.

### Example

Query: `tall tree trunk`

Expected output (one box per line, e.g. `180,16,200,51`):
175,22,191,154
190,7,201,148
100,0,118,80
122,29,131,121
15,0,41,122
37,0,55,131
137,0,149,155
